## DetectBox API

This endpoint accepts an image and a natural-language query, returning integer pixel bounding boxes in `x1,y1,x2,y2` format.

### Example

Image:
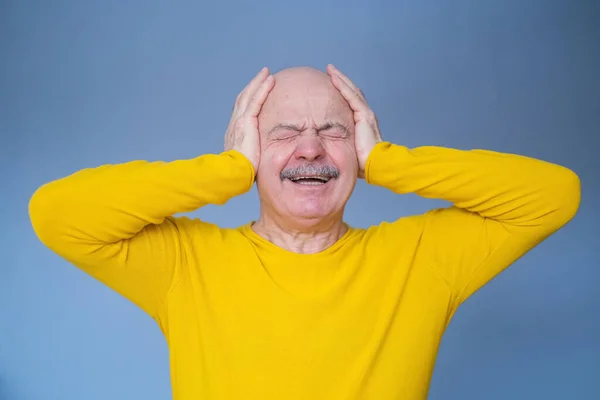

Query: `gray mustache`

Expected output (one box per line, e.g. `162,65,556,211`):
280,164,340,180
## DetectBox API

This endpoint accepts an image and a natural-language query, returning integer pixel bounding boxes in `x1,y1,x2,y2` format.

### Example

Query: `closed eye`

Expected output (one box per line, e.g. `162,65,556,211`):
319,129,347,139
271,130,300,140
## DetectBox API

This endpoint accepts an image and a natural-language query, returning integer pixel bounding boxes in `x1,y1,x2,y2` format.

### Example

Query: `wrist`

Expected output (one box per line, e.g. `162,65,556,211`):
221,149,257,188
364,141,392,184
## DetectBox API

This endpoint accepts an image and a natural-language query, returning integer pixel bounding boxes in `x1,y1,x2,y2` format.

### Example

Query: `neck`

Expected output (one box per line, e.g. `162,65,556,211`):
252,212,348,254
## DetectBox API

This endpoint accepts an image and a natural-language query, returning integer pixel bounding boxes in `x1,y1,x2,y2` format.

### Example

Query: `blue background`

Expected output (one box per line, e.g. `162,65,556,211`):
2,0,599,399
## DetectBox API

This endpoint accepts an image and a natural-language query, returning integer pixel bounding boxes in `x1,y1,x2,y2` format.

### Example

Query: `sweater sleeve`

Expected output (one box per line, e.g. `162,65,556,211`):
29,150,255,319
365,142,581,304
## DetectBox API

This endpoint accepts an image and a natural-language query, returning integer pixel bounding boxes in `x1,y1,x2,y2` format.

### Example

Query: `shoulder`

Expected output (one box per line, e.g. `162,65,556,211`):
167,216,255,246
356,208,482,260
361,212,430,243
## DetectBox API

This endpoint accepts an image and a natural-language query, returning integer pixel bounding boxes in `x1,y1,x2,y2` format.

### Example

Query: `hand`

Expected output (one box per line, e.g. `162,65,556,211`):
327,64,383,178
224,67,275,172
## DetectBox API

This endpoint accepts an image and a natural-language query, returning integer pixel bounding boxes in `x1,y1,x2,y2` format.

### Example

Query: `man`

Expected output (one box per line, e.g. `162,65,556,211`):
29,64,580,399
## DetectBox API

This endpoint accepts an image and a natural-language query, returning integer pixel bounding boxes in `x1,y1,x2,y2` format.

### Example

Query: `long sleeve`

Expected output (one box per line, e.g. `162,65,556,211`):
29,149,255,319
365,142,581,304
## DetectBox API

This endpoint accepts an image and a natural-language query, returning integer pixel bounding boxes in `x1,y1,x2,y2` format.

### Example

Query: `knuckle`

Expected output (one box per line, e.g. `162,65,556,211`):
235,92,247,106
365,110,377,123
233,97,242,112
232,118,246,132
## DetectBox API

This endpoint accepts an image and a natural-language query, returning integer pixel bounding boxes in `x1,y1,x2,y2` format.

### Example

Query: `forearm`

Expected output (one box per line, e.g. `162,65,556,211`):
29,149,254,248
365,142,580,231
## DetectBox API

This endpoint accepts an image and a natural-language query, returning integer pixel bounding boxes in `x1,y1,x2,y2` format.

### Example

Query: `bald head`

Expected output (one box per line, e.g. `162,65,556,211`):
272,66,330,84
253,66,360,229
258,66,354,139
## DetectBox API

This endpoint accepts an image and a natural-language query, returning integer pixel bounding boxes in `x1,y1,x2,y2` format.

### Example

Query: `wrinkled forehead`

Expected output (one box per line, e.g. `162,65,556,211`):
258,70,353,132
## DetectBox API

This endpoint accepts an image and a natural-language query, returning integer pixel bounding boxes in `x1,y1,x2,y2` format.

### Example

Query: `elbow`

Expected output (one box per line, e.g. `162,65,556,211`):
29,182,61,248
552,166,581,226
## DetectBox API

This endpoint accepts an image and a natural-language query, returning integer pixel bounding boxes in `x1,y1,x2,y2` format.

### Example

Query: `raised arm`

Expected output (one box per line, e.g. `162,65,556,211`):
366,143,580,303
29,67,275,319
29,151,254,318
327,64,580,304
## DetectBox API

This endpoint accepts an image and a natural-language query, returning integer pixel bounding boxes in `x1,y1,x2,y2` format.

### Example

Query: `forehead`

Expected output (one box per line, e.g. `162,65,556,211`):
259,69,353,129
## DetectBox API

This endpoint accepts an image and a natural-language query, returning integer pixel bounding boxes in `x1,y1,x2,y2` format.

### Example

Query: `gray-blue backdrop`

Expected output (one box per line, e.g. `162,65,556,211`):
2,0,598,399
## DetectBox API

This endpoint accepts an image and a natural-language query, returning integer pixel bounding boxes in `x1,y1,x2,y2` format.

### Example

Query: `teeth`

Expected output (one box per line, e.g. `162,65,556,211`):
295,180,325,185
290,176,330,182
288,176,331,186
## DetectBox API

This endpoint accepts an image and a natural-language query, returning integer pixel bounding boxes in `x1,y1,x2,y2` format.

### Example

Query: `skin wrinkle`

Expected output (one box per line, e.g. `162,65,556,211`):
267,122,351,139
252,66,358,253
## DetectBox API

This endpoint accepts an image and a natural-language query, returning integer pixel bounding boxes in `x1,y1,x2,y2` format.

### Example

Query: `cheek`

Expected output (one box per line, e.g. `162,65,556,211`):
271,148,292,168
326,141,358,171
258,145,292,180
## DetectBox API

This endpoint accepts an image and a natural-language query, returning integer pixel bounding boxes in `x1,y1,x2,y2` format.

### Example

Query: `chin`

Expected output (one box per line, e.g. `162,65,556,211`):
287,200,340,221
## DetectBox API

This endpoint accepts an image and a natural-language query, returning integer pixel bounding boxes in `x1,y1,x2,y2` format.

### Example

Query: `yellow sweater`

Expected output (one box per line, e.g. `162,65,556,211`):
29,142,580,399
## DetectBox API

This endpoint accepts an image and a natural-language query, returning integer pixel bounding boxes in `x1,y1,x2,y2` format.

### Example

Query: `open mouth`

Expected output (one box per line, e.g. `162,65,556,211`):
287,176,332,186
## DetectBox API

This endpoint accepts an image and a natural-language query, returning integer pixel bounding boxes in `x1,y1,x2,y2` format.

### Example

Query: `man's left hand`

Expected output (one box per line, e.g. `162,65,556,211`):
327,64,383,178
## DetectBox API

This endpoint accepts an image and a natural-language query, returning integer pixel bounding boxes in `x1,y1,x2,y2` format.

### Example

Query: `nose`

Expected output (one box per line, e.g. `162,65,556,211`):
293,131,325,162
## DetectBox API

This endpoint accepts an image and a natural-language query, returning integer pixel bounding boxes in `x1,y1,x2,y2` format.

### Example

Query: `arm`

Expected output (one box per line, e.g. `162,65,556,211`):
29,67,274,320
325,65,580,304
29,150,254,318
366,142,581,304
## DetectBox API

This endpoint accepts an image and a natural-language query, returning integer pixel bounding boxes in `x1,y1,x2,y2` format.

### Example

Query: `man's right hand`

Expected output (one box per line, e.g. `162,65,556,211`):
224,67,275,172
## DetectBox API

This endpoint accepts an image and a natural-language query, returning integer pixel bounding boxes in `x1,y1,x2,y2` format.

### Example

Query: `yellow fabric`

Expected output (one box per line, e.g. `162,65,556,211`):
29,142,580,399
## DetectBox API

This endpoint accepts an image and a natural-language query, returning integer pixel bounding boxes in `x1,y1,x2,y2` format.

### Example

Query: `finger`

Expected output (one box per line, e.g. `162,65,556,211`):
328,68,368,112
327,64,365,101
245,74,275,117
237,67,270,108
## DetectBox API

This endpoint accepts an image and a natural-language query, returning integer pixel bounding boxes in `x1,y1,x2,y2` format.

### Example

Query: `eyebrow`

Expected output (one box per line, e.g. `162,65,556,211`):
267,122,349,137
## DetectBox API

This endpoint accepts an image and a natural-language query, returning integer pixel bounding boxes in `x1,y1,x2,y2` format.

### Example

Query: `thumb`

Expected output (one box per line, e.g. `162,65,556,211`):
246,75,275,117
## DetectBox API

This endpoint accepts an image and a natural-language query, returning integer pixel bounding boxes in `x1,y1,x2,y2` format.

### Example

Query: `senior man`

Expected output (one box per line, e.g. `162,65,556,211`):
29,64,580,399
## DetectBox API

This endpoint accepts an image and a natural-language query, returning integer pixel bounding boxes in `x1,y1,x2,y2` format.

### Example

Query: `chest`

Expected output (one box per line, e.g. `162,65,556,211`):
164,253,454,376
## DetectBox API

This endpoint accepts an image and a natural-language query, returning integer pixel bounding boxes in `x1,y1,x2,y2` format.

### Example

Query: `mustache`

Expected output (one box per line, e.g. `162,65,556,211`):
280,164,340,180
